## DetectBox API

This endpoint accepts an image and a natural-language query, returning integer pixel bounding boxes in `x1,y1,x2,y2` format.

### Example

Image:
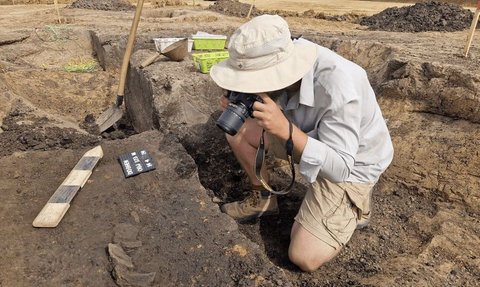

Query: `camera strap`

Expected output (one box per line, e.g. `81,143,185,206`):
254,119,295,195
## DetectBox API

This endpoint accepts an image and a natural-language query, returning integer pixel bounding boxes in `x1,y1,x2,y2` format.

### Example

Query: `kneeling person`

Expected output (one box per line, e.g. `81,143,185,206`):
210,15,394,272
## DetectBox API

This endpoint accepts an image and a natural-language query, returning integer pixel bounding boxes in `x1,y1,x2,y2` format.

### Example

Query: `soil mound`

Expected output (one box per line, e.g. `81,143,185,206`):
360,1,474,32
207,0,261,18
69,0,134,11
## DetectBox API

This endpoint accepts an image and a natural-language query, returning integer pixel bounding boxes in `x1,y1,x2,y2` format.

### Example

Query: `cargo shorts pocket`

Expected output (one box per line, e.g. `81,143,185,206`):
310,180,346,218
295,179,358,248
322,199,357,246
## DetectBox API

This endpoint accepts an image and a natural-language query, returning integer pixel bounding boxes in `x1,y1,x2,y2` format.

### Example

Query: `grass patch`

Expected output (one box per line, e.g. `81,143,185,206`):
46,24,73,41
63,58,97,73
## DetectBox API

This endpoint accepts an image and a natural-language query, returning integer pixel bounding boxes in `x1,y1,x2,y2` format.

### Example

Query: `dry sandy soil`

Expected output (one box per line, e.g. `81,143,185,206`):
0,1,479,286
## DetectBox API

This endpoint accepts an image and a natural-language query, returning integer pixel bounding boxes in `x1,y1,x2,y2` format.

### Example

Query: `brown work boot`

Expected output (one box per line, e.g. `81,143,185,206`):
356,188,373,230
356,211,371,230
220,189,279,222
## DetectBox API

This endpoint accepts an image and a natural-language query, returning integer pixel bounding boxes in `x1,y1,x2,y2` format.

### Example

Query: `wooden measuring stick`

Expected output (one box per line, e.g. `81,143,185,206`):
32,146,103,228
54,0,62,24
247,0,255,19
464,1,480,57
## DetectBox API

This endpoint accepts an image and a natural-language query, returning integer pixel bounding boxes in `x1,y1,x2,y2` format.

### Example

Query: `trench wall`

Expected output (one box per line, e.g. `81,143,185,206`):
90,31,480,210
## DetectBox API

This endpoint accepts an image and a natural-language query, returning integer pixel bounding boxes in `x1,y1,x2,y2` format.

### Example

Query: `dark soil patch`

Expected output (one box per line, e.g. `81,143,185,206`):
69,0,134,11
362,0,478,7
180,112,247,202
360,1,475,32
79,113,137,140
0,109,100,156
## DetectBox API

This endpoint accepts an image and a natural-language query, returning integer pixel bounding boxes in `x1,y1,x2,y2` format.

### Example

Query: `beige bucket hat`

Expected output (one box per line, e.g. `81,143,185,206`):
210,15,318,93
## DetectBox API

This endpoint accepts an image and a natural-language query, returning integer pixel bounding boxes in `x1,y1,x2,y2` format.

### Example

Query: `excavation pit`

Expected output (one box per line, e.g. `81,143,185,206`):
1,4,479,286
117,33,480,284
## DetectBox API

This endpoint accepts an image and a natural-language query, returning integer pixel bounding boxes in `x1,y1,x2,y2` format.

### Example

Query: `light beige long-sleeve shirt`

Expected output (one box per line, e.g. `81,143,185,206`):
280,39,394,184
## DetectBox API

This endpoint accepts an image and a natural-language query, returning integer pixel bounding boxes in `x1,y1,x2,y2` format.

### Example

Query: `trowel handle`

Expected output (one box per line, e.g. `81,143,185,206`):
117,0,145,97
140,52,161,69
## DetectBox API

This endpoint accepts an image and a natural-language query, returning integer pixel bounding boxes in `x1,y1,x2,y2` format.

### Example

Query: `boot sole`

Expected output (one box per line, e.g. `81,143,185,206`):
356,219,370,230
234,209,280,223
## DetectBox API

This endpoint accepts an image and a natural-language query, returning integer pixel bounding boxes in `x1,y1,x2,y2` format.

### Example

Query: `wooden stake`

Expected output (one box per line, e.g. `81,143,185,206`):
464,1,480,57
32,146,103,228
246,0,255,19
54,0,62,24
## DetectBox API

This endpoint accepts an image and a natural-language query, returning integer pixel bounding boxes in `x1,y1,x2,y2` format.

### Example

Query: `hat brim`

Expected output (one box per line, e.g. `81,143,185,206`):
210,42,318,93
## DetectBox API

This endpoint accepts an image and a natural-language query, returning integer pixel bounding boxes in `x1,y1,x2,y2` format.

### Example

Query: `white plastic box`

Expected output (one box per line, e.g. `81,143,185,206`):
153,38,193,53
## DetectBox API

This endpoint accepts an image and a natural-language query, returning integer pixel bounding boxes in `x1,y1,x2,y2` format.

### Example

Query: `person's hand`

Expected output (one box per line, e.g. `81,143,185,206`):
252,93,290,140
219,93,229,111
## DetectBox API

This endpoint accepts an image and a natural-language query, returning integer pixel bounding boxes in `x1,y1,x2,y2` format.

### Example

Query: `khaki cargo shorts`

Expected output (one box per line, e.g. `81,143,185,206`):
267,133,374,249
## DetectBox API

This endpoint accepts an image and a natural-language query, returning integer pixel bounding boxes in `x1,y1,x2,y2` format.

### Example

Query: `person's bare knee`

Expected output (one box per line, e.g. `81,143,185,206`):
225,129,243,148
288,249,317,272
288,246,330,272
289,222,340,272
226,118,267,150
224,118,270,186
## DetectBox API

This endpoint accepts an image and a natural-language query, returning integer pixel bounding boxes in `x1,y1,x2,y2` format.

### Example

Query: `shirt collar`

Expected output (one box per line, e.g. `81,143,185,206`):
283,67,315,111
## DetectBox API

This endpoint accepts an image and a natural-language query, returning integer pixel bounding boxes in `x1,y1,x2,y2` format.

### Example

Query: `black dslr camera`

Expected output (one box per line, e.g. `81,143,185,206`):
216,91,262,136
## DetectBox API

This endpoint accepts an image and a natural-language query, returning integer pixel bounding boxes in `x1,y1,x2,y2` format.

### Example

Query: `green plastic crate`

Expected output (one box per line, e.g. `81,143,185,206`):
192,36,227,50
192,51,229,74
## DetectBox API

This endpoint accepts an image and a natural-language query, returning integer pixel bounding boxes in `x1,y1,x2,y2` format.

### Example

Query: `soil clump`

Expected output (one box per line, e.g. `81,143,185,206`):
0,109,100,157
360,1,475,32
70,0,134,11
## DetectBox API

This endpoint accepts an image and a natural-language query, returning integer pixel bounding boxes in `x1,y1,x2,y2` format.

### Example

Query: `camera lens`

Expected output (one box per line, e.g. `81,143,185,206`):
216,103,249,136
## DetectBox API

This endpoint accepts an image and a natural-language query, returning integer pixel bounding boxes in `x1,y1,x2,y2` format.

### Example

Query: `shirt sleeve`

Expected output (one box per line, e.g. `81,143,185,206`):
299,97,361,183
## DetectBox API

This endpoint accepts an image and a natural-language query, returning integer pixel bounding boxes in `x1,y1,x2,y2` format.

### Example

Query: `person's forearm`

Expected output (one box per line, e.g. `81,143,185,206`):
290,125,308,160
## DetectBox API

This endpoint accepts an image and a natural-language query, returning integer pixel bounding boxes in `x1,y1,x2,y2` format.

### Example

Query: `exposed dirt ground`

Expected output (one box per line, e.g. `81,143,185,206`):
1,1,479,286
